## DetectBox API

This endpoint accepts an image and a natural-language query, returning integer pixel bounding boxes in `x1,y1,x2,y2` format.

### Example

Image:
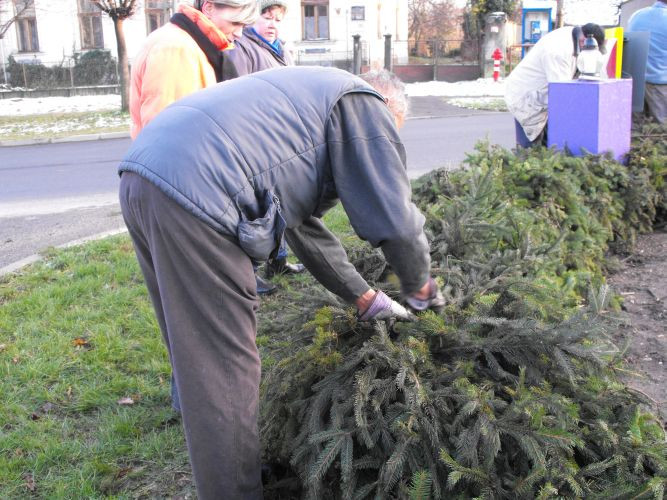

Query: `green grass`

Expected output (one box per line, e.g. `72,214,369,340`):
0,236,190,496
0,205,359,497
0,110,129,141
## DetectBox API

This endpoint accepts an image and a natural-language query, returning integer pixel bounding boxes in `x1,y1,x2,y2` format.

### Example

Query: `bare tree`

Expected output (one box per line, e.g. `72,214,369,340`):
91,0,137,112
409,0,429,50
555,0,564,28
409,0,460,57
0,0,34,39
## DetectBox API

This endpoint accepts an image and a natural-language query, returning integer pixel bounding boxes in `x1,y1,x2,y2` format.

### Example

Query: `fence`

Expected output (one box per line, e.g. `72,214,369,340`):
0,38,482,93
389,39,481,83
393,39,480,66
1,50,119,90
293,41,370,73
506,44,535,72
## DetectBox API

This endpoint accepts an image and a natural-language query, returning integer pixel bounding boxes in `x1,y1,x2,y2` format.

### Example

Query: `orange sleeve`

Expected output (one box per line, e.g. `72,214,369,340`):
137,44,208,131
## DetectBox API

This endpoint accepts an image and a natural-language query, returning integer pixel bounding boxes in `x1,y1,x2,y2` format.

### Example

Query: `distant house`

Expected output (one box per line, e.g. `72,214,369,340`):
0,0,408,72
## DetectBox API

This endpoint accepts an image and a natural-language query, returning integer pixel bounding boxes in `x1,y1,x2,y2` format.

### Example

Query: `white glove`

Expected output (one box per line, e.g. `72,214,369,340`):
358,291,416,322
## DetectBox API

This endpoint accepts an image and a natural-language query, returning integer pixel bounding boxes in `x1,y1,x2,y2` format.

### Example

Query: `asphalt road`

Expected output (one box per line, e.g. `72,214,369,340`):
402,112,515,177
0,106,515,272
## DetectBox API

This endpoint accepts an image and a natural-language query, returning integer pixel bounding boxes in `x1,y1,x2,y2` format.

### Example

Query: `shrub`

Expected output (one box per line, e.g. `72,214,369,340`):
260,136,667,499
6,51,118,89
72,50,118,86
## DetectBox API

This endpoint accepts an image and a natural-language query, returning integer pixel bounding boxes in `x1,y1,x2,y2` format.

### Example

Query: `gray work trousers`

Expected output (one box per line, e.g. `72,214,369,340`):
645,82,666,125
119,172,263,499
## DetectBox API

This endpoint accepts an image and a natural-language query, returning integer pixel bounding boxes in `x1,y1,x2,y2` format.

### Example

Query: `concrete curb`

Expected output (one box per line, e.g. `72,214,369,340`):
0,227,128,278
0,131,130,147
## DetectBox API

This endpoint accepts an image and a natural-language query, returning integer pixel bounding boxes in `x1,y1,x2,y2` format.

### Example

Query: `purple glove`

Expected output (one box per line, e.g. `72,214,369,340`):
405,277,445,313
358,291,415,322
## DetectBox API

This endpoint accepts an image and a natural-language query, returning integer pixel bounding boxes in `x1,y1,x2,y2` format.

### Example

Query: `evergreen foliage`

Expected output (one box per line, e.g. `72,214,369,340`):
261,136,667,499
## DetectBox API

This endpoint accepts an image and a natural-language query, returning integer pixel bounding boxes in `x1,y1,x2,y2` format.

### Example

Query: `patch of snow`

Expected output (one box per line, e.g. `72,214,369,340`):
0,94,121,116
0,79,505,118
406,78,505,98
0,111,129,137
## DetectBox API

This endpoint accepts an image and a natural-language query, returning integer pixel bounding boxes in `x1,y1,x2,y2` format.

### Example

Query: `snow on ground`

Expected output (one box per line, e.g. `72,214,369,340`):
405,78,505,97
0,111,129,137
0,94,121,116
0,79,504,117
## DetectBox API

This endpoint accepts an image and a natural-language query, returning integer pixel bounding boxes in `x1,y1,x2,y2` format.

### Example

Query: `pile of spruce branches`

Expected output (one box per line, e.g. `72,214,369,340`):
260,127,667,499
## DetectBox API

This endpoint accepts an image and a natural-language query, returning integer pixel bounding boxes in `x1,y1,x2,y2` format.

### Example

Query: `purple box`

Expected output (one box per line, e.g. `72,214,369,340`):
547,79,632,162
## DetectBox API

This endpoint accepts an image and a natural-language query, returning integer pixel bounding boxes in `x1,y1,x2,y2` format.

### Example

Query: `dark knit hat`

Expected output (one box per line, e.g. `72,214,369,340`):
259,0,287,13
582,23,606,54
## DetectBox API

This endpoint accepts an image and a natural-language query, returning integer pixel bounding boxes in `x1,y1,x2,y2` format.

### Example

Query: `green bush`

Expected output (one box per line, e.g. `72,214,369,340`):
8,55,68,89
72,50,118,86
7,51,118,89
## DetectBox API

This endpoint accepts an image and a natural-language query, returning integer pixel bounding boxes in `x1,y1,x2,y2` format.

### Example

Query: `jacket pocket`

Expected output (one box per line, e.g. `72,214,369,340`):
237,190,286,263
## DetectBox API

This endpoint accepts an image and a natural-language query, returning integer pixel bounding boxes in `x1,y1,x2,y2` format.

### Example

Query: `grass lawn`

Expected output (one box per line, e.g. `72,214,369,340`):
0,206,354,497
0,111,129,142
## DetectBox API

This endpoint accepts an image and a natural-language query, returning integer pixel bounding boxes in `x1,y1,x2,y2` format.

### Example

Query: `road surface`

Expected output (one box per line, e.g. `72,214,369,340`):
0,110,515,271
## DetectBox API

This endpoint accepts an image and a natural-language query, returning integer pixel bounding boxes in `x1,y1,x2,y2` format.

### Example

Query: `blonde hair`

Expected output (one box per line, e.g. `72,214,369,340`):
195,0,259,24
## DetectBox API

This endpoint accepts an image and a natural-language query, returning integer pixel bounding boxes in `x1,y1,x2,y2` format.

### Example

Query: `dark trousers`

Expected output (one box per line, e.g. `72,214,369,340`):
119,172,263,499
514,119,548,148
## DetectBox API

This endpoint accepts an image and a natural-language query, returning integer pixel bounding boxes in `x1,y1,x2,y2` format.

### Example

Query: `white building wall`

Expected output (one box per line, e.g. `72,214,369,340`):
286,0,408,68
1,0,408,71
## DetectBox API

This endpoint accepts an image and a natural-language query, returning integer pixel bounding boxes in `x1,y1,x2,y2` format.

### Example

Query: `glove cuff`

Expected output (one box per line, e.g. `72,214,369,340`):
405,277,444,312
358,291,391,321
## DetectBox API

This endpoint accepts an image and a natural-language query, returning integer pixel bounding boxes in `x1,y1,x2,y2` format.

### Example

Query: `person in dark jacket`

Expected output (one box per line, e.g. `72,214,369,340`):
224,0,294,76
118,66,444,499
224,0,304,290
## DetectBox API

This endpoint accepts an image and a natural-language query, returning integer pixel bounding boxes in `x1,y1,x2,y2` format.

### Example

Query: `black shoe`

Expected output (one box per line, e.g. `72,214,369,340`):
266,258,306,278
256,274,278,295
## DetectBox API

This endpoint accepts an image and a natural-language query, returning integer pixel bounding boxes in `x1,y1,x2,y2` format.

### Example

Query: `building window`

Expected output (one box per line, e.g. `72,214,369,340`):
78,0,104,49
14,1,39,52
302,0,328,40
145,0,172,34
350,6,364,21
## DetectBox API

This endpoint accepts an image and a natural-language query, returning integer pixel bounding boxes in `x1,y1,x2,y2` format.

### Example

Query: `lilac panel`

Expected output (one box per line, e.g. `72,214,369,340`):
548,81,600,157
548,80,632,162
597,79,632,162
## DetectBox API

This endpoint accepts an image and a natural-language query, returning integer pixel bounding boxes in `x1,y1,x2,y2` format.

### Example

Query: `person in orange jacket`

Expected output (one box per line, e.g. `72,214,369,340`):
129,0,258,139
128,0,257,415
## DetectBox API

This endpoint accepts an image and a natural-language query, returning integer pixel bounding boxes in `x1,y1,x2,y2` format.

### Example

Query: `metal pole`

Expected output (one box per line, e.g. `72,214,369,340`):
384,34,392,71
433,41,438,81
352,34,361,75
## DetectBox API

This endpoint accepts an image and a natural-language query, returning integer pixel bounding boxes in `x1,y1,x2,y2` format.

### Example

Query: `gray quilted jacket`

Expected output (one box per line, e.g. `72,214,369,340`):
118,66,430,302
